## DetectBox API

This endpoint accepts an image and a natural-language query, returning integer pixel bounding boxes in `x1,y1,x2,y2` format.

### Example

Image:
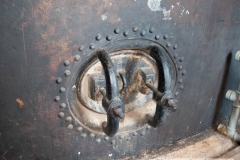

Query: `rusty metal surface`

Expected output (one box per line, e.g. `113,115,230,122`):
0,0,240,159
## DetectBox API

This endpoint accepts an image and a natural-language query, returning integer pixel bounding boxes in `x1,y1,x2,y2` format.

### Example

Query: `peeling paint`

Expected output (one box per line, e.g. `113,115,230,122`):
101,14,107,21
147,0,172,20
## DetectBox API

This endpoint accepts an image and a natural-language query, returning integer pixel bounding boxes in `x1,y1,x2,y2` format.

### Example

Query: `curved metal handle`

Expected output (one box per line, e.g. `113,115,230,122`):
97,49,125,137
146,46,177,127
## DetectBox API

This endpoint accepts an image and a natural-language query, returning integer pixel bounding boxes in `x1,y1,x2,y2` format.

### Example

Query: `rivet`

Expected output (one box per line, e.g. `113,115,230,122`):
56,77,62,84
58,112,65,118
179,57,184,62
123,31,129,37
60,102,66,108
155,34,160,40
140,131,145,136
60,87,66,93
104,136,109,141
180,85,184,90
64,60,70,66
174,54,178,59
127,137,131,141
149,27,154,33
175,92,179,96
182,70,186,76
111,140,116,145
163,34,169,39
96,34,102,41
119,135,124,139
78,46,84,52
64,70,71,77
90,133,95,138
77,127,83,132
96,138,101,143
81,133,87,138
89,44,95,50
133,132,138,136
178,65,183,70
140,30,146,36
114,28,120,34
173,44,178,50
178,79,183,84
106,35,112,41
67,124,73,130
54,96,60,102
166,43,171,47
146,125,151,130
102,121,107,128
66,116,72,123
74,55,81,62
132,26,138,32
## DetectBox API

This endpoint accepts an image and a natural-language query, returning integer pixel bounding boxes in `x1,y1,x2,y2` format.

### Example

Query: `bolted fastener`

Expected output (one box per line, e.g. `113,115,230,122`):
163,34,169,39
56,77,62,84
64,60,70,66
226,90,236,101
67,124,73,130
173,44,178,50
114,28,120,34
182,70,186,76
60,102,66,108
54,96,60,102
178,79,183,84
123,31,129,37
58,112,65,118
64,70,71,77
60,87,66,93
166,43,171,48
140,30,146,36
132,26,138,32
77,127,83,132
89,44,95,50
78,45,84,52
149,27,154,33
155,34,160,40
66,116,72,123
235,51,240,62
96,34,102,41
179,57,184,62
74,55,81,62
106,35,112,41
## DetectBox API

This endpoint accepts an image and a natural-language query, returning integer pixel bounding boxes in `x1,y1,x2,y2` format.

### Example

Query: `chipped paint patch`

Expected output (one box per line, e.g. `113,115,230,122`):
101,14,107,21
147,0,189,20
16,98,24,109
147,0,173,20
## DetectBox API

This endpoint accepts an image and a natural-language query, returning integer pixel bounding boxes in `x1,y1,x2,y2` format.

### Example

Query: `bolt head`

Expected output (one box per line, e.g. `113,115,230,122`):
89,45,95,50
67,124,73,130
132,26,138,32
60,102,66,108
96,138,101,143
173,44,178,49
64,60,70,66
123,31,129,37
56,77,62,84
90,133,95,138
106,35,112,41
114,28,120,34
155,34,160,40
179,57,184,62
78,46,84,52
74,55,81,62
163,34,169,39
60,87,66,93
182,70,186,75
149,27,154,33
66,116,72,123
166,43,171,47
180,85,184,90
54,96,60,102
96,34,102,41
77,127,83,132
64,70,71,77
140,30,146,36
58,112,65,118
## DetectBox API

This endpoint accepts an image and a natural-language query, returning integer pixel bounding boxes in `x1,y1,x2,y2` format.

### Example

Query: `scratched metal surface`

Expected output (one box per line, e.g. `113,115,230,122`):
0,0,240,159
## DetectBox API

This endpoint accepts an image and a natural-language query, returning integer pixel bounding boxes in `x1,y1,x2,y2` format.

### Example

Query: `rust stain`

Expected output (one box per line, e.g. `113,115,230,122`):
16,98,24,109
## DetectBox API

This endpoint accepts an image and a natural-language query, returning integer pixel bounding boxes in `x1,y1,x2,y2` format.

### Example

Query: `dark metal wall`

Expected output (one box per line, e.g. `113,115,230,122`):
0,0,240,159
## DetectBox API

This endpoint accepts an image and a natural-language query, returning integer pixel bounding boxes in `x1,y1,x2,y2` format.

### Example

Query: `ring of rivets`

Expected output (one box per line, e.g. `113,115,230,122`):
54,26,186,144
